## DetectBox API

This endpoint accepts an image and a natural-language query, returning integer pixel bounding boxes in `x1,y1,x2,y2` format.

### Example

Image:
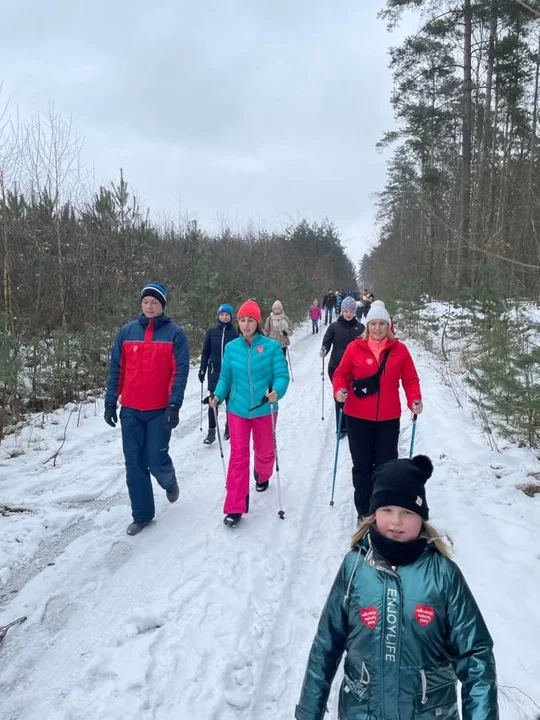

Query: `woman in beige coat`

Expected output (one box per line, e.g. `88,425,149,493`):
264,300,292,356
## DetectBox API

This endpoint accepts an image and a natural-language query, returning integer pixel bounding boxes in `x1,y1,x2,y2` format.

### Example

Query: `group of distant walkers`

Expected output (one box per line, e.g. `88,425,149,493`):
103,281,499,718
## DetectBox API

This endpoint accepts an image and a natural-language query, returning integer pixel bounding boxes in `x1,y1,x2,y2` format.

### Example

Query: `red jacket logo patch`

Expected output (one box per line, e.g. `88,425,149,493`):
360,606,379,629
256,345,264,353
415,604,435,627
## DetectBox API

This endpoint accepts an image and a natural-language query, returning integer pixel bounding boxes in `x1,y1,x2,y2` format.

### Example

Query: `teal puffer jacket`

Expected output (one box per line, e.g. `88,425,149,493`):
214,333,289,418
296,537,498,720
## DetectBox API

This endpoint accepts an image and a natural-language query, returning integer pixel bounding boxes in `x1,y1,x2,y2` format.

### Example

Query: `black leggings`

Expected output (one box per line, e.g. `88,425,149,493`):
346,416,400,517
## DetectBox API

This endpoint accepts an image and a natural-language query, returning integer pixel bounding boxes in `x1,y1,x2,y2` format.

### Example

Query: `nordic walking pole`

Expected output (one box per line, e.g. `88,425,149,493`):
321,356,325,421
409,400,421,458
286,347,294,382
213,404,227,484
199,383,203,431
330,405,345,506
270,402,285,519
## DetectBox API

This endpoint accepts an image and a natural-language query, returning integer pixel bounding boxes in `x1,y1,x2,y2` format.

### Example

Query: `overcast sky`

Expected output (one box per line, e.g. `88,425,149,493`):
1,1,417,265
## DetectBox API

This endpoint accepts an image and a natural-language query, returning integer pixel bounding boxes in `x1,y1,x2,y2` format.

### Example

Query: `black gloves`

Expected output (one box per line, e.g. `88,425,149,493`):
198,370,205,384
165,404,181,429
104,404,118,427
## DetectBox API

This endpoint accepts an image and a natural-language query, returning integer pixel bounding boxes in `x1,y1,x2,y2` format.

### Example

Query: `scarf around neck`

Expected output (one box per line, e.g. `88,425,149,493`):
369,526,427,567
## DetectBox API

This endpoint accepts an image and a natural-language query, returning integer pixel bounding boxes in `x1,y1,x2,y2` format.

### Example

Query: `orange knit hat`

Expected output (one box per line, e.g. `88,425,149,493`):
237,300,261,323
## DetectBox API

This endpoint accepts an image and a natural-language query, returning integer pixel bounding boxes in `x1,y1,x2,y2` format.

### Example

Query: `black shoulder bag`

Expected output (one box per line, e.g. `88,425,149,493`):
352,349,391,398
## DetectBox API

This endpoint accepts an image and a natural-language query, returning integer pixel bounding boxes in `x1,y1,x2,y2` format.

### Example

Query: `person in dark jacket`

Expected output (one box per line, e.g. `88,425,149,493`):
322,289,335,325
198,303,238,444
320,296,364,437
104,283,189,536
296,455,499,720
356,292,374,321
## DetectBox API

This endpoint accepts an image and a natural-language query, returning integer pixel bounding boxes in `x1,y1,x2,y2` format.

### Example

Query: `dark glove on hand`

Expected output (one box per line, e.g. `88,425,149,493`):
164,404,180,429
202,394,213,406
198,370,205,384
104,404,118,428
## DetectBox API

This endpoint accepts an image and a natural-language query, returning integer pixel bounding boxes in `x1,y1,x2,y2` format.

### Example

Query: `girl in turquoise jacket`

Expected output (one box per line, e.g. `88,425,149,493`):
296,455,498,720
211,300,289,528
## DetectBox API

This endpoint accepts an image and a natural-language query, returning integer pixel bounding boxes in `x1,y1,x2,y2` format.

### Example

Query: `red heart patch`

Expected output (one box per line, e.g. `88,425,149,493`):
415,604,435,627
360,606,379,629
256,345,264,353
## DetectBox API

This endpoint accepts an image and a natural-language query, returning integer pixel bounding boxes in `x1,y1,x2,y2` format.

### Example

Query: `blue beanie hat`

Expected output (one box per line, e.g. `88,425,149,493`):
218,303,233,318
141,282,167,308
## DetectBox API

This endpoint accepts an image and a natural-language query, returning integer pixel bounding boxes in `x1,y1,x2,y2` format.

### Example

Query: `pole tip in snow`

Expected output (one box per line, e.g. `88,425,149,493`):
329,500,334,506
278,510,285,519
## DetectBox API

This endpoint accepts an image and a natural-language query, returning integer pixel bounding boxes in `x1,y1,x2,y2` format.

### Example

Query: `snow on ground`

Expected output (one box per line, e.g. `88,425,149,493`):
0,326,539,719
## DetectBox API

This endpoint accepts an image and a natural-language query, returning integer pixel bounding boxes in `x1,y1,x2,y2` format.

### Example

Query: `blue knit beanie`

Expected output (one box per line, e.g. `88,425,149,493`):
141,282,167,308
218,303,233,318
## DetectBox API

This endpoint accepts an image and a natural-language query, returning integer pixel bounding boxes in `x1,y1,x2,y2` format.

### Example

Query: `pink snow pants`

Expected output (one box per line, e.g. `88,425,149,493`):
224,411,277,514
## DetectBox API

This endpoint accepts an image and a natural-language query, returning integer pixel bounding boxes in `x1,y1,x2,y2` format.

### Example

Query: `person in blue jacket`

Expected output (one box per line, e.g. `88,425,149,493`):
210,299,289,528
198,303,238,445
296,455,498,719
104,283,189,536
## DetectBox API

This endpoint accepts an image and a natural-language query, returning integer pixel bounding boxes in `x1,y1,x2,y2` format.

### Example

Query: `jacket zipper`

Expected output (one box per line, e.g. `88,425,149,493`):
371,348,381,421
374,559,401,719
221,326,226,363
144,317,154,343
247,341,255,414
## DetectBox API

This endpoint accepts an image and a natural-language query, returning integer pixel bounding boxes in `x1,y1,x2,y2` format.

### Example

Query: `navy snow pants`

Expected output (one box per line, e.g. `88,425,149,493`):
120,407,177,524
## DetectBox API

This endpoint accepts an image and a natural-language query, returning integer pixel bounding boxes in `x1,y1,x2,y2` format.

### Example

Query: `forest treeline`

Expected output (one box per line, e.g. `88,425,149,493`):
0,108,356,436
360,0,540,302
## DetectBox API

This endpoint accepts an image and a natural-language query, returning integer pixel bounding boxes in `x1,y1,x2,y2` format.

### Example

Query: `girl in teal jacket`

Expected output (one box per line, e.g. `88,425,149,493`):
296,455,498,720
211,300,289,528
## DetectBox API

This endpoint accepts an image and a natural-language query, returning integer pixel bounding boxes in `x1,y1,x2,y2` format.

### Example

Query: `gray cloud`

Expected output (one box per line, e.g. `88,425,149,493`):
1,0,417,264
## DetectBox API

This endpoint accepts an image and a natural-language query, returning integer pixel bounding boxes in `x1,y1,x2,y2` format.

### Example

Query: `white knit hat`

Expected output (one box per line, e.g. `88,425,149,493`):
366,300,391,325
272,300,283,312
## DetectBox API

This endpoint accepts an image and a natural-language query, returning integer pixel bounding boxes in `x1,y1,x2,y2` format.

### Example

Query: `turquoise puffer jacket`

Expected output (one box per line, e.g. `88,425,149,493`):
214,333,289,418
296,537,498,720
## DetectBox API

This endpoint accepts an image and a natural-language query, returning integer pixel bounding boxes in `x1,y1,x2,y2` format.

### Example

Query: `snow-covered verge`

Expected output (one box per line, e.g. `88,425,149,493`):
0,328,539,719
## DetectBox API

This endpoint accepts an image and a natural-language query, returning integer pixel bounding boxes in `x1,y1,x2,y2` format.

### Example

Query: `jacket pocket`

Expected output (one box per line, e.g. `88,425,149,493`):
415,677,459,718
338,665,371,717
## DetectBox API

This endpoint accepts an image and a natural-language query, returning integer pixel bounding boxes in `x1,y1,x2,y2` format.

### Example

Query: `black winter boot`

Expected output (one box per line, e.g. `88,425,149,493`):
254,469,269,492
203,429,216,445
224,513,242,528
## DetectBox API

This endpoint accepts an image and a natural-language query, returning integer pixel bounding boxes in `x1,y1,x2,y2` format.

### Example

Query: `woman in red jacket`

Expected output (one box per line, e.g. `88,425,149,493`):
332,301,423,519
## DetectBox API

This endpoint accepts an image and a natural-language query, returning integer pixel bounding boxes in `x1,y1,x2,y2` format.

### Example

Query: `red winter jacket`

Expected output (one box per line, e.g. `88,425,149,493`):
105,313,189,411
332,338,421,421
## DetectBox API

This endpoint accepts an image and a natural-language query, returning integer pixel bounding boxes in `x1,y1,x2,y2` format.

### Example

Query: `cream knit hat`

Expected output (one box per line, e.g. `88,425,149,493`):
366,300,391,325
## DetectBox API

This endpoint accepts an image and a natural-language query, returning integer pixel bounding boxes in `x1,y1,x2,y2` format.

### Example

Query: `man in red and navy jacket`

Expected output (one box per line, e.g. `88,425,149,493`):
104,282,189,536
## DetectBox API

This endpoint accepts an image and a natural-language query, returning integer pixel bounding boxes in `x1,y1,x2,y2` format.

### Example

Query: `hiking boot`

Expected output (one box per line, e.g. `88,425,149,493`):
254,469,269,492
166,483,179,503
223,513,242,528
126,521,151,536
223,423,230,441
203,429,216,445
